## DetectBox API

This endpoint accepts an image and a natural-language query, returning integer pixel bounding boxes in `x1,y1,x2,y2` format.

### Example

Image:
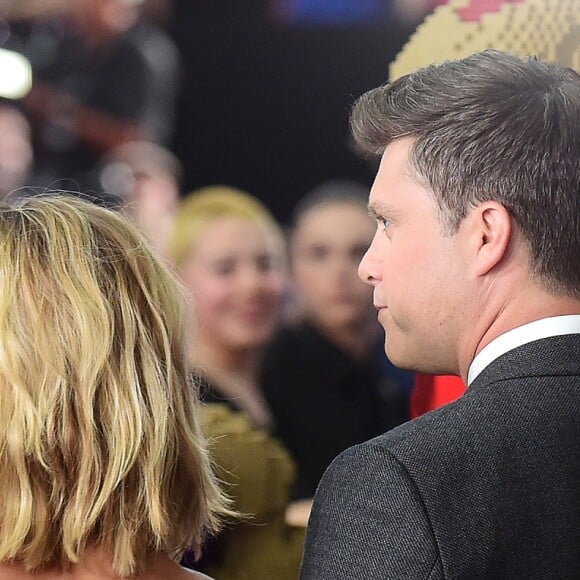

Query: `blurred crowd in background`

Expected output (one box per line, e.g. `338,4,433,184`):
0,0,447,215
0,1,467,578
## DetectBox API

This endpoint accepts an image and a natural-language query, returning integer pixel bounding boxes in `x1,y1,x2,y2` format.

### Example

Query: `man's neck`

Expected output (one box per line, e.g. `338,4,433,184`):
467,314,580,385
458,287,580,383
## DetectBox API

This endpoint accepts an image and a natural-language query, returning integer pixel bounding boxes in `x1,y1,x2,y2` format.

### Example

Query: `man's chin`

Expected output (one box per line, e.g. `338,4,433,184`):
383,340,421,373
384,341,406,370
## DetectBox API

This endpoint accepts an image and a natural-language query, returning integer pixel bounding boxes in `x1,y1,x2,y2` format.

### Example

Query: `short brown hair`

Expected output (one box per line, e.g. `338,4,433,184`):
351,50,580,297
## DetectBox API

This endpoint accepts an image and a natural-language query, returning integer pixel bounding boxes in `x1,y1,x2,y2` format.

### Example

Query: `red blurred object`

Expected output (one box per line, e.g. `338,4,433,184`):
429,0,526,22
457,0,525,22
410,373,466,418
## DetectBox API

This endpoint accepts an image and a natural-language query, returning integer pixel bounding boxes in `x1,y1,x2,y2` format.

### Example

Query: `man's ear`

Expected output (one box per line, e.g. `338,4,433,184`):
469,202,512,277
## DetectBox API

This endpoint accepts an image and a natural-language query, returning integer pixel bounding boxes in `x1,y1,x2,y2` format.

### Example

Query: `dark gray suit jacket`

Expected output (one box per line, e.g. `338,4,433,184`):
300,335,580,579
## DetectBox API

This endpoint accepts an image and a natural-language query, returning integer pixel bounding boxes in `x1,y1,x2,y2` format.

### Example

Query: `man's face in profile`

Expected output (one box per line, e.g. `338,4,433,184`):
358,137,468,375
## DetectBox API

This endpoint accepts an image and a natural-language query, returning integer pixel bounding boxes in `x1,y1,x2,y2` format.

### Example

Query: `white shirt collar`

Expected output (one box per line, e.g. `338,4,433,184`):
467,315,580,386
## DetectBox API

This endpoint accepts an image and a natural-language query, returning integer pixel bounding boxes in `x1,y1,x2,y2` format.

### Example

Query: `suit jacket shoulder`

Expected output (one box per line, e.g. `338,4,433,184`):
300,437,444,580
301,335,580,580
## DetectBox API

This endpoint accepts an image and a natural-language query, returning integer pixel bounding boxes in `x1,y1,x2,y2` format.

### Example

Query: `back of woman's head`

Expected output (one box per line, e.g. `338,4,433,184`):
0,195,226,577
168,185,282,268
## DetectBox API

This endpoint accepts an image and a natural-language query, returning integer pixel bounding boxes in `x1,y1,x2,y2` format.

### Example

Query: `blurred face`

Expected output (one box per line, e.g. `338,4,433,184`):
0,108,32,195
67,0,120,42
292,201,375,333
68,0,98,32
358,138,469,374
181,217,285,353
128,173,179,257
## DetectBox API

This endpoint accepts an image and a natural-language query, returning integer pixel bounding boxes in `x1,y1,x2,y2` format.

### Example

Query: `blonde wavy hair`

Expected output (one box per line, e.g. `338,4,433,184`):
168,185,284,268
0,195,228,576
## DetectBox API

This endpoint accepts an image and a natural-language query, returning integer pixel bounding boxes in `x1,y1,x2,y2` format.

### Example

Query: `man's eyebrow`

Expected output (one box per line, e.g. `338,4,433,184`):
367,202,398,219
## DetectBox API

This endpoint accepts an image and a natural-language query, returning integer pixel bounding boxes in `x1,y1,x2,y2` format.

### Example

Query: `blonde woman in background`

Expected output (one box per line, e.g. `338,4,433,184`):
169,186,303,580
0,195,227,580
169,186,287,430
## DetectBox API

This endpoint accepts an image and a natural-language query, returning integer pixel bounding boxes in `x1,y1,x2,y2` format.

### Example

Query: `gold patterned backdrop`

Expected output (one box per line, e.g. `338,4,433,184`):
391,0,580,80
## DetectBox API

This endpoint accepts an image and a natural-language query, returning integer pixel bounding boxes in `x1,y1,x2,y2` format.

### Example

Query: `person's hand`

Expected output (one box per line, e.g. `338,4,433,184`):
285,498,313,527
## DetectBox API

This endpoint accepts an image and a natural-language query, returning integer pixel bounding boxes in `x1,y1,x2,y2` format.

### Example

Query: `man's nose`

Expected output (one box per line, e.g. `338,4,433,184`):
358,238,381,286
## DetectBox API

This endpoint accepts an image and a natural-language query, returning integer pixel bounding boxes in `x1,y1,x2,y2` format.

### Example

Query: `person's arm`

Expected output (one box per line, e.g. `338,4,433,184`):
24,80,143,154
23,41,151,155
300,442,443,580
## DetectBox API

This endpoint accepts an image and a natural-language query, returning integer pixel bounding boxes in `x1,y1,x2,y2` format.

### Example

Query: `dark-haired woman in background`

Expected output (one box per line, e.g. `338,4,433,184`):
261,181,411,524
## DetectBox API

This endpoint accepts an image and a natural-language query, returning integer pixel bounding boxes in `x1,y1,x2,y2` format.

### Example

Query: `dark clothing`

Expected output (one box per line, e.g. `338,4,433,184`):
24,17,180,193
301,334,580,579
197,375,240,411
260,322,409,500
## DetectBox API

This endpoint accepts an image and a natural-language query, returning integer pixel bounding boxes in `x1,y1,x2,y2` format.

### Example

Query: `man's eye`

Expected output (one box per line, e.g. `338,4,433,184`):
377,217,390,230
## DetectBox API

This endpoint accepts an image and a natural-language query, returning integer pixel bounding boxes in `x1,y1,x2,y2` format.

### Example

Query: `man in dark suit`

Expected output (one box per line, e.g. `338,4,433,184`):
300,50,580,579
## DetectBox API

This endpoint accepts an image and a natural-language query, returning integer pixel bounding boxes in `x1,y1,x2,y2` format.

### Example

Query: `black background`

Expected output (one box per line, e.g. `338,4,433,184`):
169,1,413,224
